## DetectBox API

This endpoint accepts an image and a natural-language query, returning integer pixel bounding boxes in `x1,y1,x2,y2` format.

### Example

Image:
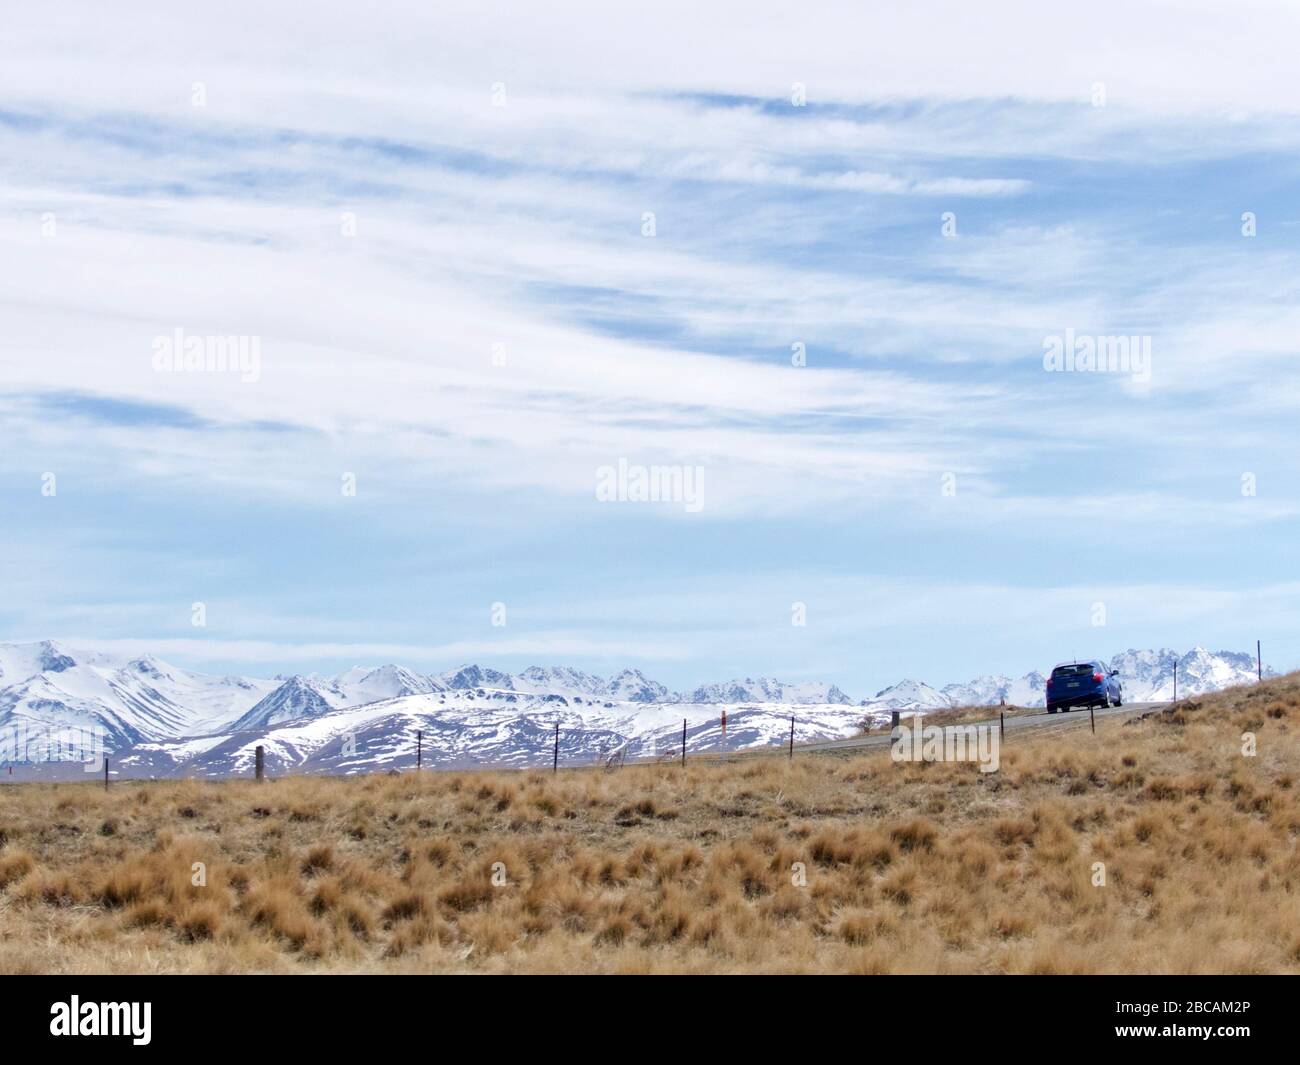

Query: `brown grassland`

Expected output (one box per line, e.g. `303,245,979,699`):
1,674,1298,974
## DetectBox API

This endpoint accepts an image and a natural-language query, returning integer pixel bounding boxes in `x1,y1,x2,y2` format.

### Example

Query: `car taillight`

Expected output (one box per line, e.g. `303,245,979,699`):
1093,672,1104,683
1045,677,1052,687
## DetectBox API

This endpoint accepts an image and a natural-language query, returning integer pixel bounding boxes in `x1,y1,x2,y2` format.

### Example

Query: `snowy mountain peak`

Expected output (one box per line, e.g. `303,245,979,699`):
607,668,673,703
862,679,949,710
687,677,852,705
231,676,344,732
691,677,777,703
438,664,515,691
514,666,608,698
126,655,174,681
0,643,281,750
36,640,78,674
333,664,440,703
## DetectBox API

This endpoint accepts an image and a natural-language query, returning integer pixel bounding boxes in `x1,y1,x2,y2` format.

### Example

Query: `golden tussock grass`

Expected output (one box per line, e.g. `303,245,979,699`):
1,674,1299,973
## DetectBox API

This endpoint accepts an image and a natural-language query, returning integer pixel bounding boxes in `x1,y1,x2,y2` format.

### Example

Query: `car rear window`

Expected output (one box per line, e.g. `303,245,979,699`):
1052,663,1095,678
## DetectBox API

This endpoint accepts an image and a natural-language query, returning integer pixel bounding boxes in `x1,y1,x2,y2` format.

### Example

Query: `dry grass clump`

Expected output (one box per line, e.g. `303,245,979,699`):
2,674,1300,973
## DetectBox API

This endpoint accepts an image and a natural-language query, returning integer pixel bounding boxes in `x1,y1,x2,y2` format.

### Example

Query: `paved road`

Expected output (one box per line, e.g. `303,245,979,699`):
797,700,1166,755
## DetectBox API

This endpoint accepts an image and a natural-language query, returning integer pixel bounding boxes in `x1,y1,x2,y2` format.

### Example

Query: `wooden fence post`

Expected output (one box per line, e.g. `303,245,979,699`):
104,756,109,790
681,719,687,768
553,721,559,774
416,730,422,770
255,745,265,783
1089,704,1095,734
788,714,794,760
999,711,1005,740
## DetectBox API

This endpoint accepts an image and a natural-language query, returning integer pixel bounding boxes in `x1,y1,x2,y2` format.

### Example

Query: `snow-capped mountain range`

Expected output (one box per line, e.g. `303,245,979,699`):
0,641,1275,778
861,647,1273,711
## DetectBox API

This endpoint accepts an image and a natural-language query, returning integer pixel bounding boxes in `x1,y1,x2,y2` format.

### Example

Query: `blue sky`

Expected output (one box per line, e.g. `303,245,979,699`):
2,2,1299,695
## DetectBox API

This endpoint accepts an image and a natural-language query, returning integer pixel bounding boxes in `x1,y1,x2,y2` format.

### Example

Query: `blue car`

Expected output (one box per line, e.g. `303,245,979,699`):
1045,660,1122,713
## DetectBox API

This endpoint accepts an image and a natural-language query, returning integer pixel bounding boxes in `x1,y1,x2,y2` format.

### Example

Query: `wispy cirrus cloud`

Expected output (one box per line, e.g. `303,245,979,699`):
2,1,1298,685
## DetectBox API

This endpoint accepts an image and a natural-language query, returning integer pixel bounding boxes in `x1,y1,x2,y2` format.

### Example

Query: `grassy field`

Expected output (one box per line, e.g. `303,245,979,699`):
1,674,1298,974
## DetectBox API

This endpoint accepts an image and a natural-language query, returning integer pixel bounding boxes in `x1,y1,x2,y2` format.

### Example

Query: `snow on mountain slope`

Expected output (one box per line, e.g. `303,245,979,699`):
690,677,851,705
114,690,868,778
860,679,951,711
691,678,784,703
334,664,443,703
437,664,516,691
1108,646,1272,702
232,665,449,733
120,655,280,734
230,676,348,731
0,642,278,751
510,666,608,699
2,642,1277,773
607,668,674,703
0,639,120,681
1,670,158,749
780,681,852,704
941,672,1049,708
864,649,1271,712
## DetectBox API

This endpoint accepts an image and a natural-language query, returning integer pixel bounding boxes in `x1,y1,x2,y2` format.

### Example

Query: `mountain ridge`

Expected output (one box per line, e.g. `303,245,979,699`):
0,641,1275,774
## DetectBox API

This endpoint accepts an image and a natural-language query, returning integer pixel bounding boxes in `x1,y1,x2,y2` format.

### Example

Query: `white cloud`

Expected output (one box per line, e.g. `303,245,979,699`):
6,1,1300,120
44,635,692,666
2,0,1298,684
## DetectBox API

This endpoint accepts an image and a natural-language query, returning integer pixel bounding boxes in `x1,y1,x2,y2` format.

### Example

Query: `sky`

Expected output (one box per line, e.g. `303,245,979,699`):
1,2,1299,697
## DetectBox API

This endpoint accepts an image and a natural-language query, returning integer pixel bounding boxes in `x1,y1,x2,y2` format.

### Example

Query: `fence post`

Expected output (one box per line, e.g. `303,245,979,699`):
999,711,1005,740
255,745,265,783
1258,640,1262,683
788,714,794,760
1173,662,1178,703
1089,704,1095,734
681,719,686,768
416,730,422,770
104,756,109,790
553,720,559,774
